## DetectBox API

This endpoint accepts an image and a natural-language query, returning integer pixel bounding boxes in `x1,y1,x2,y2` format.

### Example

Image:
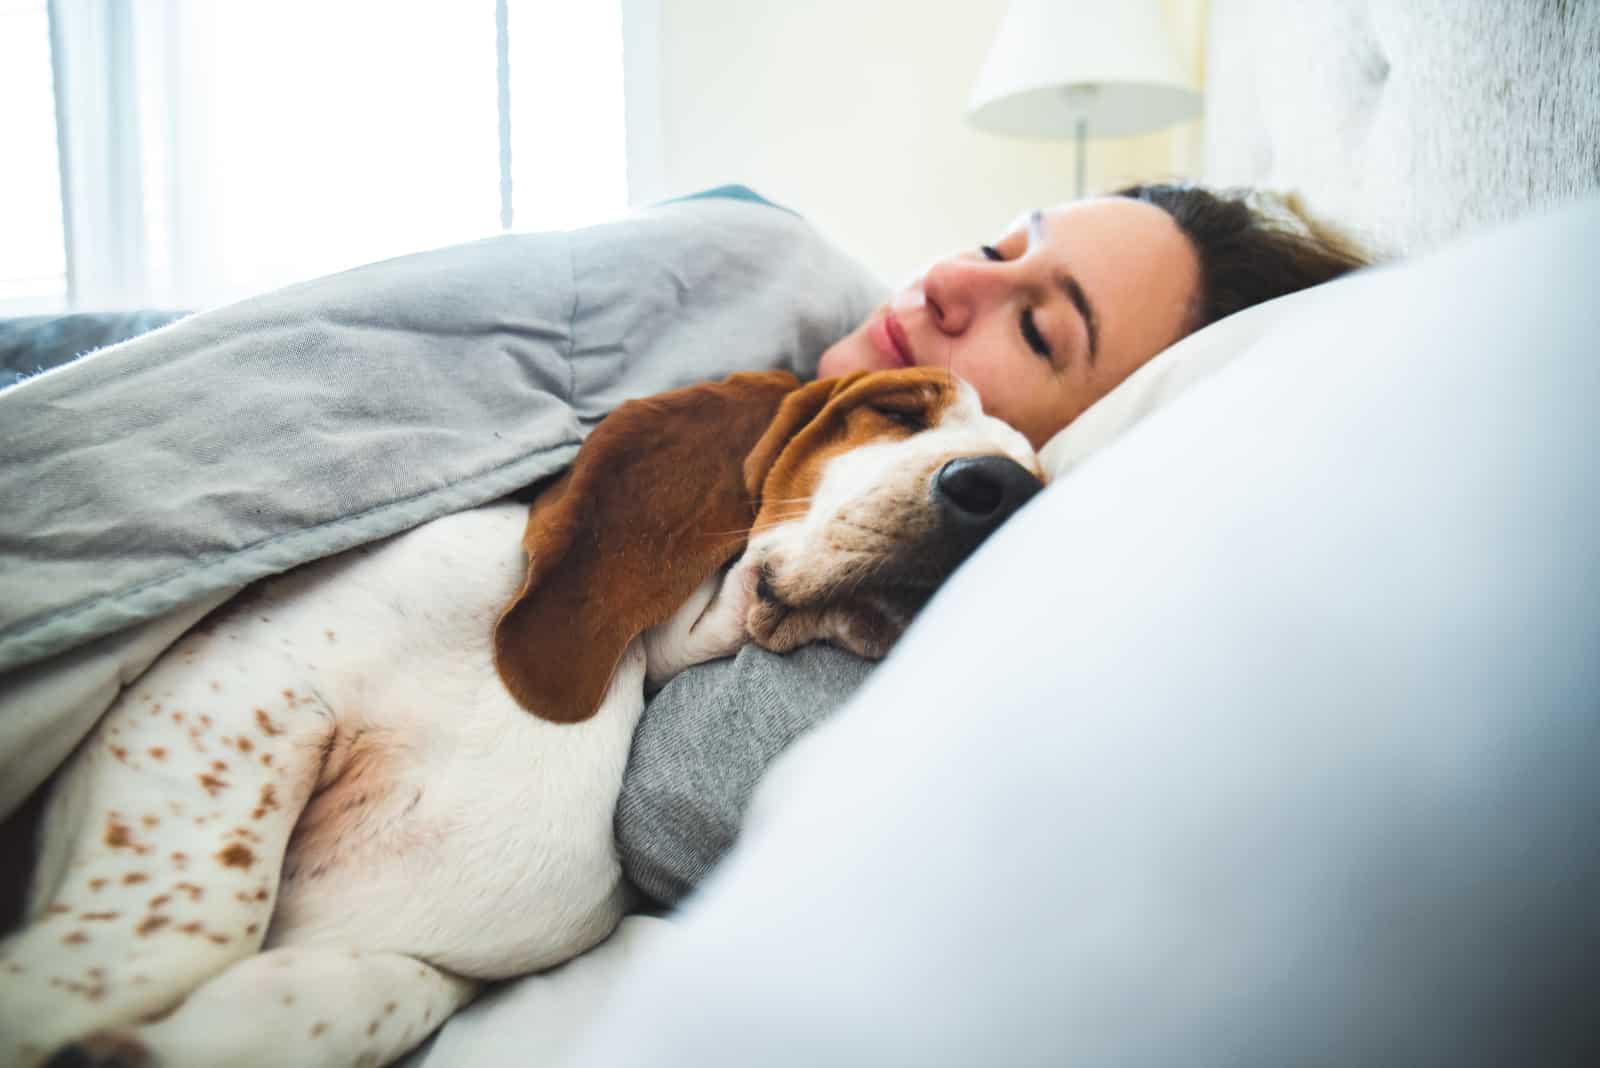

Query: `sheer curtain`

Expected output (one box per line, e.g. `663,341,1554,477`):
7,0,627,313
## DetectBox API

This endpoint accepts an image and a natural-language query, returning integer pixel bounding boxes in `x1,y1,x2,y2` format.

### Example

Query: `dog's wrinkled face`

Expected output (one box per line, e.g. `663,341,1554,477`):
744,369,1043,658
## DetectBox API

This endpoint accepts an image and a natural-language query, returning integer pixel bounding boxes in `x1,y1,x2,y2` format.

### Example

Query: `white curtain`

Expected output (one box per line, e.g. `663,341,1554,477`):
17,0,627,312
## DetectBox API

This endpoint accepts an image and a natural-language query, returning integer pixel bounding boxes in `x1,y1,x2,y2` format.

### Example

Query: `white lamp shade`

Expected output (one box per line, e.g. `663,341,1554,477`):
968,0,1202,139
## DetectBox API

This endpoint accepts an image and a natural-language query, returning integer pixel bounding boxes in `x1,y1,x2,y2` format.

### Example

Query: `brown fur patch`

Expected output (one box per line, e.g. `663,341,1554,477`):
217,843,255,869
104,817,133,849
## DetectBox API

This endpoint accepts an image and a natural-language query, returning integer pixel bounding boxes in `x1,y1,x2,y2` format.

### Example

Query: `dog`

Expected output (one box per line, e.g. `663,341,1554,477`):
0,367,1042,1067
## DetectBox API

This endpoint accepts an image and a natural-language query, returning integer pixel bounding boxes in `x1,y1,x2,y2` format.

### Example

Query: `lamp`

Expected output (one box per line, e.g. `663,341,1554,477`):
967,0,1202,198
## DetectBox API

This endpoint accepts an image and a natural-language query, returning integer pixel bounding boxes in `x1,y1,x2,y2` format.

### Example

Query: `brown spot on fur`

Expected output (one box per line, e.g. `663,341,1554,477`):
138,915,170,935
197,773,228,797
4,962,23,974
46,903,70,915
211,760,229,773
149,894,171,909
172,711,185,724
367,1021,380,1036
171,852,189,869
104,817,133,849
384,1001,396,1014
325,629,337,642
261,753,274,766
88,878,107,892
254,888,270,902
207,932,231,945
63,931,88,945
217,843,255,869
124,872,149,885
200,713,213,726
140,814,160,828
237,736,255,753
178,922,203,935
79,911,119,921
310,1022,328,1038
175,883,204,901
110,746,128,761
246,923,260,935
256,709,283,736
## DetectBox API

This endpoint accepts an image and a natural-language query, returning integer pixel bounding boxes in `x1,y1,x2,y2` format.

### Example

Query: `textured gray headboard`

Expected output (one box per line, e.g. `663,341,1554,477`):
1203,0,1600,255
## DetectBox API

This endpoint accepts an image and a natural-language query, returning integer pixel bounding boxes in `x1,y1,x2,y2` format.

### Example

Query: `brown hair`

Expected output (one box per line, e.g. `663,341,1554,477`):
1114,183,1372,333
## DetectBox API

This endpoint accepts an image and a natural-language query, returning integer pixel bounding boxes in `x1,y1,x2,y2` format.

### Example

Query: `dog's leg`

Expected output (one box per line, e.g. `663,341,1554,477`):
56,946,477,1068
642,557,758,686
0,635,334,1068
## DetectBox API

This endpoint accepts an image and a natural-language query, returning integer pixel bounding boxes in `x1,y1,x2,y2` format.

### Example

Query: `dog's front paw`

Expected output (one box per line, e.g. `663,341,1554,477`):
45,1032,152,1068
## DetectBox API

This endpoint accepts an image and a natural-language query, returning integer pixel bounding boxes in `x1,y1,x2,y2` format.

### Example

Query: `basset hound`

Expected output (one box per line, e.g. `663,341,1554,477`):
0,367,1042,1068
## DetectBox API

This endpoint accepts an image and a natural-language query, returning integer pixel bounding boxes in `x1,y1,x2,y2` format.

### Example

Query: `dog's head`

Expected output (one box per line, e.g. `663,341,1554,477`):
495,368,1042,723
738,369,1041,657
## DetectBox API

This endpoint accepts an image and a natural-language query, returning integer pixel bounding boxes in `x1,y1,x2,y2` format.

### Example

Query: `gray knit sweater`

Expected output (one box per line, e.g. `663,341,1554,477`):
617,643,873,906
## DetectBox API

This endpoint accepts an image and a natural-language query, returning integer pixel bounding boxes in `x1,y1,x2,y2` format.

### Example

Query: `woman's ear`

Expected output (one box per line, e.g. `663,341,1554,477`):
494,371,802,723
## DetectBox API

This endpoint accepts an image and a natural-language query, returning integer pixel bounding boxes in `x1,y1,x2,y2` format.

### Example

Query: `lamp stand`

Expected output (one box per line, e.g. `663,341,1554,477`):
1074,115,1087,199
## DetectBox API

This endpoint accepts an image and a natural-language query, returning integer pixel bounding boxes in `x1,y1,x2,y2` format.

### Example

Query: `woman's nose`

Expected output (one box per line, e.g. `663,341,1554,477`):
921,256,1010,337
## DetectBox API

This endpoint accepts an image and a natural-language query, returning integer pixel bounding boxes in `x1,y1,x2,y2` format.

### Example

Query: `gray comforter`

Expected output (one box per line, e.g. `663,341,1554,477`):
0,190,886,823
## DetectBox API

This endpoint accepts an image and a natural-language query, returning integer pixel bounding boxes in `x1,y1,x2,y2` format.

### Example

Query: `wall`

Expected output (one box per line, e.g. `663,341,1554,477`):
643,0,1207,284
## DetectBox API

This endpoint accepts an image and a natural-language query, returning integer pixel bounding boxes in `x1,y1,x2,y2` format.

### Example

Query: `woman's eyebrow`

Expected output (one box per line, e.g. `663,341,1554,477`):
1030,209,1100,365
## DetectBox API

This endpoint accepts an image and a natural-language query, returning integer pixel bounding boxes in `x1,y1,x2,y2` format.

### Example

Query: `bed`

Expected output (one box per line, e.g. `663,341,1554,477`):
3,1,1598,1064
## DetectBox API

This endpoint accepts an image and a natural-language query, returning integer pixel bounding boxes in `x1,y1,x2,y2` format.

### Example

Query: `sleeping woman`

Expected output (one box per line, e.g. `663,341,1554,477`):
619,181,1370,906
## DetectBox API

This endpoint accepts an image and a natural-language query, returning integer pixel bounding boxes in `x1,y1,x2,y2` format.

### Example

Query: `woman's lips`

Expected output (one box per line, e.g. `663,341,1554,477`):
867,310,915,368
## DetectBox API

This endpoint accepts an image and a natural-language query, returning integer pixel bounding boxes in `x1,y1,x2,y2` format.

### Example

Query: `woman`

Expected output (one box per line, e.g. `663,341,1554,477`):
620,183,1371,906
819,183,1369,448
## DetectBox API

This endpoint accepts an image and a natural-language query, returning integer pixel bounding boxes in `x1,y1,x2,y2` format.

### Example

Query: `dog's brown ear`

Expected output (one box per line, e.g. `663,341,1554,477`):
494,371,803,723
741,372,865,498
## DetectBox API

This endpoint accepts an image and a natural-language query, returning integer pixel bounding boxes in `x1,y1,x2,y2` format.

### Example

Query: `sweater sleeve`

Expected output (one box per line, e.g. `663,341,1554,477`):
616,643,873,907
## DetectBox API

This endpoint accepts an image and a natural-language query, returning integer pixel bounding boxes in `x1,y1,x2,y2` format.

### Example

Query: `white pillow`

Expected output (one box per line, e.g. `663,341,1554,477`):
1038,280,1341,479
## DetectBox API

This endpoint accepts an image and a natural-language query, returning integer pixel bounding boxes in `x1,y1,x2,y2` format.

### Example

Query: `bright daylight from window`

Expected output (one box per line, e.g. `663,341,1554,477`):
0,0,626,312
0,0,69,311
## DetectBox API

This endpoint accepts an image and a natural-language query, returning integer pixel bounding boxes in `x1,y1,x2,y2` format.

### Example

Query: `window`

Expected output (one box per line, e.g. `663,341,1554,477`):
10,0,628,312
0,0,69,313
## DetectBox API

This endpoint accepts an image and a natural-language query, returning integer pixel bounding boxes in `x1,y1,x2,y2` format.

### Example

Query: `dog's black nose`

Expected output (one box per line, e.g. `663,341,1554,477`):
932,456,1042,535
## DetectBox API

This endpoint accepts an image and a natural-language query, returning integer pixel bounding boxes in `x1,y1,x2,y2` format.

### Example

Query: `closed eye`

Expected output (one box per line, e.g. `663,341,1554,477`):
1020,309,1051,360
980,244,1053,363
872,404,928,432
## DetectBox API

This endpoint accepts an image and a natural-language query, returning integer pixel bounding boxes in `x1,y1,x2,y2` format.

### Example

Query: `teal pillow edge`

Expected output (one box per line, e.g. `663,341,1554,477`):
660,184,798,217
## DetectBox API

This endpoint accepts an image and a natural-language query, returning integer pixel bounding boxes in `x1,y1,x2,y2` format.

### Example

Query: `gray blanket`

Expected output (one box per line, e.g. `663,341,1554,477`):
0,190,886,820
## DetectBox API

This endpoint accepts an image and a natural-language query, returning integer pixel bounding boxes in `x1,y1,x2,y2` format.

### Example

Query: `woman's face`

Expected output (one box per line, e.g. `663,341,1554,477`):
818,197,1201,449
